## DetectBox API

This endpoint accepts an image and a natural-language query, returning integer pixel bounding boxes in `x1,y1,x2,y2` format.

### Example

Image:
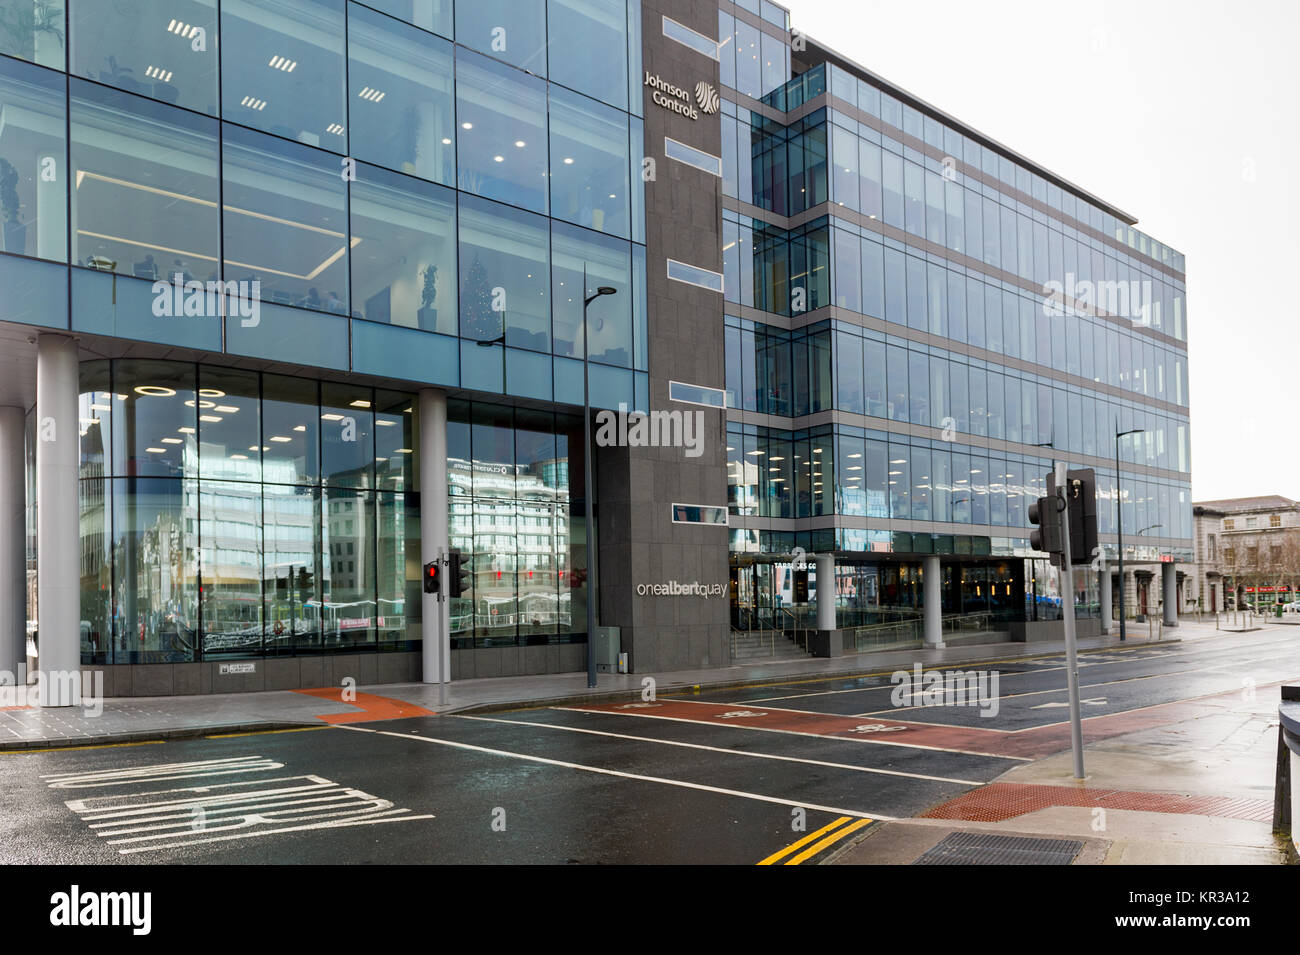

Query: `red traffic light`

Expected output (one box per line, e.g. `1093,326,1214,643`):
423,561,441,595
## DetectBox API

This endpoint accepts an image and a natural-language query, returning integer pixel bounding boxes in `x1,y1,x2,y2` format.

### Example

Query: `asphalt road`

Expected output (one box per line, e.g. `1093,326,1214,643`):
2,628,1296,865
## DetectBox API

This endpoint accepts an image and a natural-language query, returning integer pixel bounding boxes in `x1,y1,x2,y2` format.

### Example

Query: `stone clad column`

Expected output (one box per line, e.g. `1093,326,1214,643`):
419,388,449,683
923,555,944,648
815,553,835,631
36,335,79,706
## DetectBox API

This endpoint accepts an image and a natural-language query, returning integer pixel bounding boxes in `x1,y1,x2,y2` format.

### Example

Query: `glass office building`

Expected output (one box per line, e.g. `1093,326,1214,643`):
0,0,1191,695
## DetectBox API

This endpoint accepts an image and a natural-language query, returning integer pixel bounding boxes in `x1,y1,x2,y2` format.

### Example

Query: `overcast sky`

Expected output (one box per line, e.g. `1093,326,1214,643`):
781,0,1297,503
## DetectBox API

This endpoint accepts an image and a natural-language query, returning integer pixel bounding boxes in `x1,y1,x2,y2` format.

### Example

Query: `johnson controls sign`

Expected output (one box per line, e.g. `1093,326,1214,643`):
645,72,719,120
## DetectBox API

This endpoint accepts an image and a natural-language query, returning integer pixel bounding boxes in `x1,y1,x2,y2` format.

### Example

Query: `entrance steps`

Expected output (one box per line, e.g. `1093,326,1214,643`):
730,631,813,662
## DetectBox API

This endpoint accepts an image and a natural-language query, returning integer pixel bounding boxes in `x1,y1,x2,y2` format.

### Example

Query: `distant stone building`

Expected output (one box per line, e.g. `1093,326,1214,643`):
1190,495,1300,611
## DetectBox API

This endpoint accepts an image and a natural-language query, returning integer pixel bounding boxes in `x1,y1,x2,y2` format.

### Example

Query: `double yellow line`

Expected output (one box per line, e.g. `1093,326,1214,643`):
757,815,872,865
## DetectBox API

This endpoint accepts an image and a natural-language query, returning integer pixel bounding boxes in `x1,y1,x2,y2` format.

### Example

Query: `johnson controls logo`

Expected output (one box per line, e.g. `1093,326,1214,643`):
694,81,720,115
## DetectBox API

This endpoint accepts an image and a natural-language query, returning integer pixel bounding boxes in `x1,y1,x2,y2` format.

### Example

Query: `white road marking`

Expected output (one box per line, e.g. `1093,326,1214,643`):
558,706,1030,759
458,714,987,786
48,756,434,854
1030,698,1107,710
333,724,897,820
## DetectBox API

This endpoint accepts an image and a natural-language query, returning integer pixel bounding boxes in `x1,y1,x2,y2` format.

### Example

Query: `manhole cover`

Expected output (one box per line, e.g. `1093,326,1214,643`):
913,832,1083,865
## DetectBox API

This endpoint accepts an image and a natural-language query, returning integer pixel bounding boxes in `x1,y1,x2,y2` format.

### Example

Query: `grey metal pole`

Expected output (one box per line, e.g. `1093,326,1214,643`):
1055,462,1085,779
583,344,596,689
1116,426,1125,643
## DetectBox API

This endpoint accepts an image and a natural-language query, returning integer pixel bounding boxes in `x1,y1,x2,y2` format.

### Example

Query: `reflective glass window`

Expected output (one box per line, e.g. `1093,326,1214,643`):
455,48,548,214
348,4,455,184
71,79,218,281
375,390,415,492
322,488,377,645
0,55,66,261
71,0,217,114
198,366,261,481
222,123,348,312
456,0,546,75
0,0,64,69
360,0,453,39
262,374,318,485
321,382,374,488
351,163,457,334
377,489,419,645
111,359,197,478
221,0,345,150
458,193,549,348
553,220,632,366
200,480,264,654
550,0,628,109
550,85,629,237
111,476,199,662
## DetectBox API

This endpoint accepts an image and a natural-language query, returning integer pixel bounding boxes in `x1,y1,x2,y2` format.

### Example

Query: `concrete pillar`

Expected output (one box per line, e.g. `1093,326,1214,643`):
419,388,449,684
1098,562,1111,634
1162,561,1178,627
0,407,25,682
36,335,79,706
923,555,944,648
814,553,835,631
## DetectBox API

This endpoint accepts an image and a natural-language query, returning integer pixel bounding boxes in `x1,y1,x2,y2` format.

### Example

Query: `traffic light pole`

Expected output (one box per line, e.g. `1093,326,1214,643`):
1055,462,1086,780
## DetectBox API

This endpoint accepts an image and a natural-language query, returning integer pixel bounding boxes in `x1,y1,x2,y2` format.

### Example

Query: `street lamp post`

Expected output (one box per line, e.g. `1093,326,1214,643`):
582,282,618,689
1115,425,1144,642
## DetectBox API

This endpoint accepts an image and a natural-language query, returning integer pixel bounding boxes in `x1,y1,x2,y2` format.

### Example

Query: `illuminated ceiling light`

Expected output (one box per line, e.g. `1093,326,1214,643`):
563,157,574,164
230,454,249,460
349,400,371,408
514,140,526,148
358,86,386,102
747,450,764,456
214,405,239,414
167,20,198,38
293,425,306,432
375,420,396,427
375,457,388,463
248,446,259,452
145,447,166,454
89,403,112,412
178,427,196,434
890,459,906,464
321,413,344,421
493,155,505,162
442,137,452,145
461,122,473,130
889,470,902,476
198,389,225,398
270,436,292,443
134,385,176,397
396,448,413,454
240,95,267,111
269,55,298,72
184,399,216,409
200,415,223,423
326,123,345,136
770,456,785,462
848,453,862,459
161,438,182,445
145,66,173,83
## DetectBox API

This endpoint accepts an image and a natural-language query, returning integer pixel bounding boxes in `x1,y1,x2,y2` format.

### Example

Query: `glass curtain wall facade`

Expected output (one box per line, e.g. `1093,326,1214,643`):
717,22,1191,626
0,0,649,407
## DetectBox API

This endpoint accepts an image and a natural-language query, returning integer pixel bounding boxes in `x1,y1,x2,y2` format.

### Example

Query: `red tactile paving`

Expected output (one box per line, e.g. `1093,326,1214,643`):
921,782,1273,823
567,679,1296,762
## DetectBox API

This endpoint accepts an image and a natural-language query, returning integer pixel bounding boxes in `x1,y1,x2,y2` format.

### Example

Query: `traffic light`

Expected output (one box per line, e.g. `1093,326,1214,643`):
1063,468,1098,566
423,561,440,595
447,549,465,598
1028,494,1061,563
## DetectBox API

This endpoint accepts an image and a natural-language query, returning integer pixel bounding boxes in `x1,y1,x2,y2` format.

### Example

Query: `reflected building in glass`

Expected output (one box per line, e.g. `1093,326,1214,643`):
0,0,1191,695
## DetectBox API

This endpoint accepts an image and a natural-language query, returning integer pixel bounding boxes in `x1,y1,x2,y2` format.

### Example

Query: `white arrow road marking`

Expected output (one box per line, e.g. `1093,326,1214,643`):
1030,698,1108,709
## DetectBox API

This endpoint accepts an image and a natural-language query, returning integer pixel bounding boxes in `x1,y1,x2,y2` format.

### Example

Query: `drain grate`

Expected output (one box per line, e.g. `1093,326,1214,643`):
913,832,1083,865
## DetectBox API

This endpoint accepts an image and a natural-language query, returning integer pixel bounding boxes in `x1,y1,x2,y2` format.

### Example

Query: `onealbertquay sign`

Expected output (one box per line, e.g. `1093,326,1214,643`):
637,581,725,598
